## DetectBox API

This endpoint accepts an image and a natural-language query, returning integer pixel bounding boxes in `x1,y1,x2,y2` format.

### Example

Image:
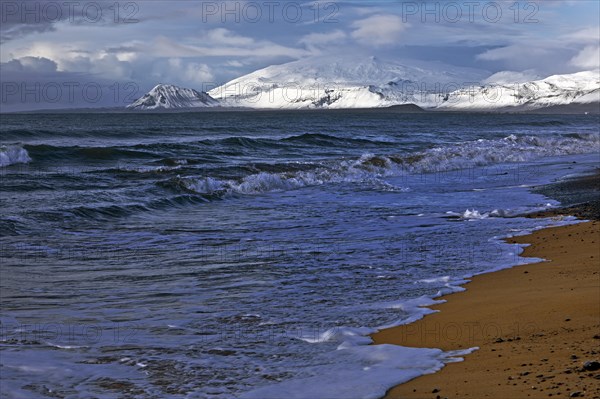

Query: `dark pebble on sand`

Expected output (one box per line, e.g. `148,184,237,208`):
583,360,600,371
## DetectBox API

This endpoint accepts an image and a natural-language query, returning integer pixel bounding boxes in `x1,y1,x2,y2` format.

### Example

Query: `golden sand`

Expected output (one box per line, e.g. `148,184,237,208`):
371,221,600,399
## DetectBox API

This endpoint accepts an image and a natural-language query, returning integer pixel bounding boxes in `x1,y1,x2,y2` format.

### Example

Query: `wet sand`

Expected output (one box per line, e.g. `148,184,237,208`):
371,220,600,398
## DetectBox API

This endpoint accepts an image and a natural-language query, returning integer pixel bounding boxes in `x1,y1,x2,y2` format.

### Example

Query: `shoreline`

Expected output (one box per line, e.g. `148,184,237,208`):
371,220,600,398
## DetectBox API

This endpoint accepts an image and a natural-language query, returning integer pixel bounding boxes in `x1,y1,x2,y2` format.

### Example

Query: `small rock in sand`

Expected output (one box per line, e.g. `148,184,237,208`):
583,360,600,371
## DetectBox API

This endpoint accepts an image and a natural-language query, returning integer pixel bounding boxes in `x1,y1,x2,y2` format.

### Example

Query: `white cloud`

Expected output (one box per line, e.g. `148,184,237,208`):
151,35,308,59
152,58,214,86
205,28,255,47
225,60,245,68
179,60,214,83
90,54,134,80
351,15,406,46
351,7,388,16
477,45,552,62
475,44,581,76
570,45,600,69
563,27,600,44
483,70,541,85
299,30,347,48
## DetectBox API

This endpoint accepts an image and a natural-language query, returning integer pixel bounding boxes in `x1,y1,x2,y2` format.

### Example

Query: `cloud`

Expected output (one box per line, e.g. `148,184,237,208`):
146,58,216,89
0,56,139,111
0,0,58,43
162,58,214,84
91,54,134,79
483,70,541,85
0,0,143,43
225,60,246,68
151,32,308,59
563,27,600,44
570,45,600,69
351,14,406,46
2,56,58,73
0,22,56,44
476,45,559,71
299,30,347,49
476,45,553,62
205,28,255,47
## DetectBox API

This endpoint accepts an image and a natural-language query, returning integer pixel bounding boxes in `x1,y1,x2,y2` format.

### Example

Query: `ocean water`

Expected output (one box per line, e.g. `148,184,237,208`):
1,111,599,399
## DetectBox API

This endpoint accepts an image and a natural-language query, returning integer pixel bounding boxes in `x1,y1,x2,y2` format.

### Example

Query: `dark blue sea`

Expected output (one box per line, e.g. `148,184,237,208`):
1,111,599,398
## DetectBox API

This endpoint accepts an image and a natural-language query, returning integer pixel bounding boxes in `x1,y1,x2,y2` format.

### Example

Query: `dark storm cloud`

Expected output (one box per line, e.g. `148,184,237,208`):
0,56,142,112
0,0,142,43
1,1,57,43
2,56,58,72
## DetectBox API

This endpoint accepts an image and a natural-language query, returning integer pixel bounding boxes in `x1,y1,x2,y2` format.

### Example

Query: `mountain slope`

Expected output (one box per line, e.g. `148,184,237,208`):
208,55,488,109
431,70,600,110
207,55,598,110
127,84,219,110
130,60,599,111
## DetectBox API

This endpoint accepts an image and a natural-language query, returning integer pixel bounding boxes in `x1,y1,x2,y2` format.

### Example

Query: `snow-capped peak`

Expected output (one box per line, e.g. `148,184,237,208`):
432,70,600,110
207,54,488,109
127,84,219,110
129,57,598,111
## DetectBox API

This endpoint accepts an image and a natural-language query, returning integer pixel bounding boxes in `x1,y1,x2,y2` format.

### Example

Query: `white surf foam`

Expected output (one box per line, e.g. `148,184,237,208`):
179,133,599,198
240,344,477,399
0,145,31,167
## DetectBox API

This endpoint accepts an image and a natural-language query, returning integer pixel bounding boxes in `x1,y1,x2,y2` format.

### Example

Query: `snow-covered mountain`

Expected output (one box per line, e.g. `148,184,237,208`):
432,70,599,110
127,84,219,110
207,55,598,110
208,55,488,109
128,57,599,111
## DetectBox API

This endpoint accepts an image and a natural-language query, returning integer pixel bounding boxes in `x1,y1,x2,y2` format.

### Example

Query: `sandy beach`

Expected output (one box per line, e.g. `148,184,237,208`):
372,220,600,398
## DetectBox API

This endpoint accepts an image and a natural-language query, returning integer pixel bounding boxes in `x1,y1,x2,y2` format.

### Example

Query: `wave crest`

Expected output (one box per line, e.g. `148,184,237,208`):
167,133,599,198
0,146,31,167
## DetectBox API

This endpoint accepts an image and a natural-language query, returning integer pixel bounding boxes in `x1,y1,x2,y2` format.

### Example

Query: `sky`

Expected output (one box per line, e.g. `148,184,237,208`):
1,0,599,110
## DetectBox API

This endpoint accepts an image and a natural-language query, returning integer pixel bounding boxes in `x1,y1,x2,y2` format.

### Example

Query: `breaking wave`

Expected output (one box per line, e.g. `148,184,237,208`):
167,162,408,198
395,133,600,174
170,133,600,198
0,146,31,167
